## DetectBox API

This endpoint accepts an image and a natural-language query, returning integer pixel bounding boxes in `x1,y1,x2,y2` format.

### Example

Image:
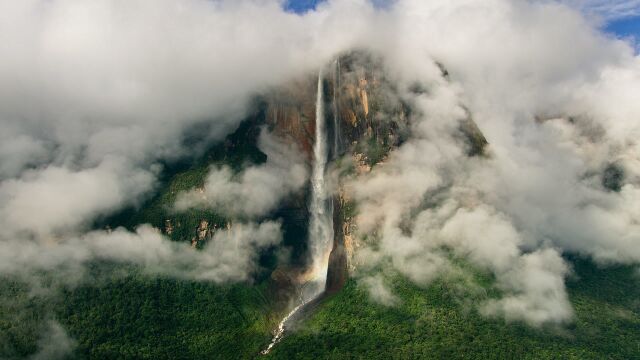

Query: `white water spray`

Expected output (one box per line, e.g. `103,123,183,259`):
306,68,334,298
261,70,334,355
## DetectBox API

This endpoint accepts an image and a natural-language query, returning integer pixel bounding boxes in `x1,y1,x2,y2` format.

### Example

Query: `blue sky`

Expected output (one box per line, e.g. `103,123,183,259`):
284,0,640,50
606,15,640,39
283,0,322,13
568,0,640,49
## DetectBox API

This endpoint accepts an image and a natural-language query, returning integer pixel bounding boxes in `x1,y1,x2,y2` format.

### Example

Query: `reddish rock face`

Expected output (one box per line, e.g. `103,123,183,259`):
325,195,348,295
265,75,317,161
263,52,409,299
263,52,489,306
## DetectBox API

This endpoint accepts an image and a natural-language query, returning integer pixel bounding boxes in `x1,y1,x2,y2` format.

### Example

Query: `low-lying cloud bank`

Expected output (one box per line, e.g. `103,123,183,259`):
0,0,357,239
174,130,308,218
0,157,156,238
0,0,638,330
0,0,353,293
0,222,282,286
341,0,640,325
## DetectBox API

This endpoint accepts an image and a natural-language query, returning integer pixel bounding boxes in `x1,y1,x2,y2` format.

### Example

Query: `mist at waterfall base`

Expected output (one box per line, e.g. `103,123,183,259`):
261,69,335,355
1,3,640,354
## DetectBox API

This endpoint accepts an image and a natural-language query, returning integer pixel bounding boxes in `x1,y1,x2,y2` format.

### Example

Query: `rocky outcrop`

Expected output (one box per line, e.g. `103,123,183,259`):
352,152,372,175
359,78,369,116
191,219,209,248
189,219,227,248
603,163,625,192
164,219,173,235
459,117,489,156
326,187,360,293
265,76,317,160
329,52,409,158
325,196,348,294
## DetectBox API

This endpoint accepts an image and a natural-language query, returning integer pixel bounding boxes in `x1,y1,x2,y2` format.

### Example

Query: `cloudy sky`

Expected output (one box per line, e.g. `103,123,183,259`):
287,0,640,46
565,0,640,21
0,0,639,332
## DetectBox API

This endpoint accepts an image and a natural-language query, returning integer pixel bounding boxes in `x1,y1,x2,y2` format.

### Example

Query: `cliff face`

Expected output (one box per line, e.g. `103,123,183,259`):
265,50,488,298
326,188,359,293
323,52,490,294
325,196,348,294
329,52,410,161
265,75,317,160
261,75,318,290
324,51,411,293
264,51,416,296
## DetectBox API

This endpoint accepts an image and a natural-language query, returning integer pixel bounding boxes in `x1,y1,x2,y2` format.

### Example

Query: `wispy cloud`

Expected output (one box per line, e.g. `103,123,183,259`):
559,0,640,21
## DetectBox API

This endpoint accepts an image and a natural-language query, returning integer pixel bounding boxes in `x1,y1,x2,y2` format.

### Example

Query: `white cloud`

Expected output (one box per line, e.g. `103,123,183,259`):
1,0,640,328
558,0,640,21
0,222,282,285
481,249,573,326
0,0,369,233
174,130,308,218
0,157,156,237
360,275,400,306
343,0,640,325
0,0,362,295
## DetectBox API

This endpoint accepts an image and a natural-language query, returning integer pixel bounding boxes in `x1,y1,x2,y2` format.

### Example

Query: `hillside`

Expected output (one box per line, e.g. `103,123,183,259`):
271,259,640,359
1,13,639,358
3,75,638,358
3,253,637,359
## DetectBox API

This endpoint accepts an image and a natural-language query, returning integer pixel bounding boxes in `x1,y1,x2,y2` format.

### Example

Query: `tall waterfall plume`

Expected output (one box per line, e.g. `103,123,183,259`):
261,70,335,355
305,69,335,299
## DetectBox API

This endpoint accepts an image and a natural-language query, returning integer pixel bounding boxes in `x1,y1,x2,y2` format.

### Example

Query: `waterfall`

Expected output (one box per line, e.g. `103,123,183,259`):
306,68,334,299
261,70,334,355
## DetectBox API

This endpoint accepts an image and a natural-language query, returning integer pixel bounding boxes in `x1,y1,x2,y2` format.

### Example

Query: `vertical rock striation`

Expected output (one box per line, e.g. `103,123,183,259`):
325,195,348,294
